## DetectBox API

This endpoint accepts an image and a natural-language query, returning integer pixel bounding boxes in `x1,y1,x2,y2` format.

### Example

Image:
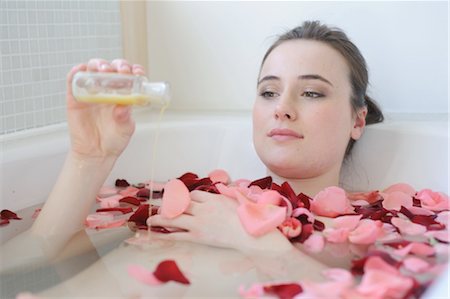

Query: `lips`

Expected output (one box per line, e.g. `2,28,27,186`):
267,128,303,140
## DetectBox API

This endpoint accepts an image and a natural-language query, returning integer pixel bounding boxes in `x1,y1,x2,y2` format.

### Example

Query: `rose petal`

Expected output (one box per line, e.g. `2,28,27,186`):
333,214,363,230
292,208,315,223
364,256,399,275
391,242,435,257
144,180,166,192
303,233,325,253
279,217,302,238
263,283,303,299
98,194,122,208
347,190,382,204
15,292,41,299
311,186,354,217
323,227,350,243
160,179,191,219
119,186,140,197
356,269,414,299
416,189,449,211
403,256,431,273
127,264,163,285
381,191,413,210
248,176,272,189
256,190,283,206
239,284,264,298
435,211,450,226
237,201,286,237
208,169,230,184
391,217,427,236
96,207,133,214
31,208,41,219
425,230,450,243
153,260,190,284
1,209,22,220
98,185,119,198
216,183,238,200
348,219,383,244
383,183,416,197
119,196,141,206
1,219,10,225
128,204,150,228
115,179,130,187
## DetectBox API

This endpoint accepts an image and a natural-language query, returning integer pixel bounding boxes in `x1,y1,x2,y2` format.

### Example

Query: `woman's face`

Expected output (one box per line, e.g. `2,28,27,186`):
253,39,365,180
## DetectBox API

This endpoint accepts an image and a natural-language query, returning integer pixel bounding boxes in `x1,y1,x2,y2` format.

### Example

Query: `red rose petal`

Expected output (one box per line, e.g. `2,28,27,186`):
128,204,150,228
0,218,10,225
263,283,303,299
119,196,141,206
115,179,130,187
1,209,22,220
96,207,133,214
249,176,273,189
153,260,190,284
136,188,150,198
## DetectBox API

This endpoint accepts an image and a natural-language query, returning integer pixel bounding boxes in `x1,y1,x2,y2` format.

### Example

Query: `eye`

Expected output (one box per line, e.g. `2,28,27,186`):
260,91,279,99
302,91,324,98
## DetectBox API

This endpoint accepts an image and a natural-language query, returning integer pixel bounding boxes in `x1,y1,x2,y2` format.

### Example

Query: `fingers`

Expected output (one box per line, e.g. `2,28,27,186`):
87,58,112,72
131,64,145,76
111,59,132,74
148,214,193,230
66,63,87,107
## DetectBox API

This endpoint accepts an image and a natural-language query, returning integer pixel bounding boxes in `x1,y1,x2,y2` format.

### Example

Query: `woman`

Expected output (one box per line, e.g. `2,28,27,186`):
4,21,387,296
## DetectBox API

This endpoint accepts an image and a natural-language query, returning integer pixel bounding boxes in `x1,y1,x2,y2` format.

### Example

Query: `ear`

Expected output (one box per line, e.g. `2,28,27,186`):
351,107,367,140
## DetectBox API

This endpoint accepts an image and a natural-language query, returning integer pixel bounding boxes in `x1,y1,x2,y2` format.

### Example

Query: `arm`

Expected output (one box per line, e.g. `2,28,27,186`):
1,59,144,271
149,191,329,281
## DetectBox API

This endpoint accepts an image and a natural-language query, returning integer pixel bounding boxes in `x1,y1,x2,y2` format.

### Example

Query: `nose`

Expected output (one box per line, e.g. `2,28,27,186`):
274,96,297,121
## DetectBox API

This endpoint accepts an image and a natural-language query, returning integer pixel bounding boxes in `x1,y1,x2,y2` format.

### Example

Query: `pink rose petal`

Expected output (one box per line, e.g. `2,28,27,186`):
208,169,230,184
127,264,163,285
160,179,191,219
383,183,416,197
392,242,435,257
119,186,140,197
16,293,41,299
391,217,427,236
348,219,383,245
381,191,413,210
323,227,350,243
98,194,122,208
97,185,118,198
239,284,264,298
311,186,354,217
416,189,449,211
237,201,286,237
279,217,302,238
364,256,399,275
403,256,431,273
425,230,450,243
435,211,450,226
333,214,363,230
356,269,414,299
257,190,283,206
216,183,238,199
303,233,325,253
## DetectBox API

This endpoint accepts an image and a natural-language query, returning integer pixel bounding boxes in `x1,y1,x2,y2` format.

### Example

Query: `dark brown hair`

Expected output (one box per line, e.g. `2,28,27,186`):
260,21,384,156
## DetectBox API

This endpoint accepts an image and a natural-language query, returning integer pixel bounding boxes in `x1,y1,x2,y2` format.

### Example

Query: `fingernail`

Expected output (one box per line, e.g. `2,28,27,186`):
99,64,110,71
120,64,131,72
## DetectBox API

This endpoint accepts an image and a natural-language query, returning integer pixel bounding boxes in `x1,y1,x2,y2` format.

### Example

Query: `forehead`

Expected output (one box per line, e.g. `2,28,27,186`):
260,40,350,84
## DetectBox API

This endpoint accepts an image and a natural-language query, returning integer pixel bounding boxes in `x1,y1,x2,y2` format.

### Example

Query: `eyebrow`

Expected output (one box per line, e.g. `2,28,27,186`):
257,74,334,87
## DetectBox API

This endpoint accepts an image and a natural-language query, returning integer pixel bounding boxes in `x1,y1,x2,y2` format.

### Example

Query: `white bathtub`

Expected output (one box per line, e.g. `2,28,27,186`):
0,109,448,297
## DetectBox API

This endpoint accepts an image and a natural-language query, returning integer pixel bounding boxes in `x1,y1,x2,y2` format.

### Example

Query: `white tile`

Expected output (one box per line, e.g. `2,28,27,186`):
10,40,19,54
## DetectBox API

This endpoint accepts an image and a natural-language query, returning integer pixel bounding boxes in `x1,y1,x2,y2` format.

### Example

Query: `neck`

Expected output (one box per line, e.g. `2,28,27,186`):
267,168,340,198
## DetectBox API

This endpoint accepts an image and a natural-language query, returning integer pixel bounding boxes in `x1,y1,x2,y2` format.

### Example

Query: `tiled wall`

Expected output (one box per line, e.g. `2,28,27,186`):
0,0,123,134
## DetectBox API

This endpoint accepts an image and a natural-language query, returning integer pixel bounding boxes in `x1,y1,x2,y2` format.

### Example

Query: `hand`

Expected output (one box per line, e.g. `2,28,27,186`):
148,191,294,254
66,58,145,160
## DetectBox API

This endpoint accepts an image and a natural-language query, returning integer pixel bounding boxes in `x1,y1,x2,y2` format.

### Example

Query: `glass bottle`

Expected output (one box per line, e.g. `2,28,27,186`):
72,72,170,106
